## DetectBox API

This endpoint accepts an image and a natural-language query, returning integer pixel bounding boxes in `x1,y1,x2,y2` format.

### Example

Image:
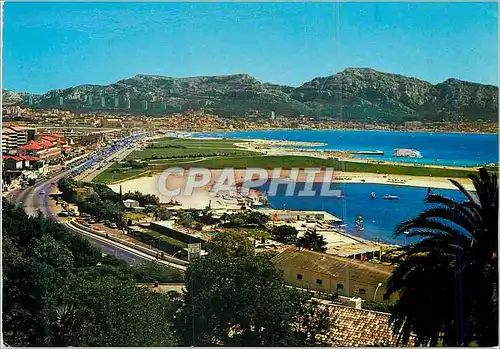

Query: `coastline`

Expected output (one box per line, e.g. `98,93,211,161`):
191,126,499,136
107,168,474,202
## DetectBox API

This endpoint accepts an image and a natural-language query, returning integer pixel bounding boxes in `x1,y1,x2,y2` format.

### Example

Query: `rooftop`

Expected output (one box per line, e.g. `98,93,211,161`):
271,247,393,285
326,304,414,346
259,208,342,222
2,128,17,134
3,155,24,162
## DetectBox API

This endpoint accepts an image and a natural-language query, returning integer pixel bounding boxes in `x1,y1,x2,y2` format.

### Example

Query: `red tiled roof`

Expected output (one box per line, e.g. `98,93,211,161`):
326,304,415,347
38,140,53,147
41,136,57,142
21,155,40,161
19,143,43,151
3,155,24,162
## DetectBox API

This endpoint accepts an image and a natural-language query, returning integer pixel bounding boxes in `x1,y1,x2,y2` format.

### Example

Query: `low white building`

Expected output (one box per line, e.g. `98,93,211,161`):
123,199,140,208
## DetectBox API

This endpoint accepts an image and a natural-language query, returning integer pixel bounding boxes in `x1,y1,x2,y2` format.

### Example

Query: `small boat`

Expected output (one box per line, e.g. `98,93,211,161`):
355,215,364,231
370,192,376,199
383,195,399,200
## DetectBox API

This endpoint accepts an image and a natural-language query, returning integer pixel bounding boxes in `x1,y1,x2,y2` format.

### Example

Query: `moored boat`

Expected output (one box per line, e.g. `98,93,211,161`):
383,195,399,200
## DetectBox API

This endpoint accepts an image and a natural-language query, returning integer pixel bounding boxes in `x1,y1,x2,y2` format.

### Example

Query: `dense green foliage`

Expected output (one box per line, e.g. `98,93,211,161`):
221,210,270,227
123,190,160,206
3,205,336,346
2,200,182,346
385,168,498,346
58,177,125,223
58,178,163,225
175,231,333,346
296,229,328,252
271,225,299,244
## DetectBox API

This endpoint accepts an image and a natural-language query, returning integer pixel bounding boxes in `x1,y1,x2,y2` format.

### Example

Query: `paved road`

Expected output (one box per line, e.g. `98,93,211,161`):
7,148,153,266
5,133,189,267
76,146,135,182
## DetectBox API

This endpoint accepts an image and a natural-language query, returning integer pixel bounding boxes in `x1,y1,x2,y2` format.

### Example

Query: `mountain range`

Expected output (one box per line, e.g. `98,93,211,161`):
3,68,498,123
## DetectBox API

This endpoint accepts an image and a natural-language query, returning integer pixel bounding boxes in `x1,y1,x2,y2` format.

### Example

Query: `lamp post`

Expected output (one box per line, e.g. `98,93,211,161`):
373,282,383,301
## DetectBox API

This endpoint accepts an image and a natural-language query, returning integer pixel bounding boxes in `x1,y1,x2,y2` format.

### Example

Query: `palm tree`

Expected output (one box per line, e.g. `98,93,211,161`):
385,168,498,346
296,228,327,253
51,303,86,346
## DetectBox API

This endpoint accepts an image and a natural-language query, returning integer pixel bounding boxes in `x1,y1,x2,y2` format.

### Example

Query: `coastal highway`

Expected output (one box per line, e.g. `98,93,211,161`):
8,166,151,266
6,133,170,267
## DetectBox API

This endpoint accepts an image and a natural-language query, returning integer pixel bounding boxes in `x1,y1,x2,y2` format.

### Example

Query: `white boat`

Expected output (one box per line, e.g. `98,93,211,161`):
383,195,399,200
370,192,376,199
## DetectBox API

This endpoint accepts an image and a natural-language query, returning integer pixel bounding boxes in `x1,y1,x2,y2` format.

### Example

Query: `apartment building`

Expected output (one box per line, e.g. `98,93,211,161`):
2,126,35,151
271,247,396,302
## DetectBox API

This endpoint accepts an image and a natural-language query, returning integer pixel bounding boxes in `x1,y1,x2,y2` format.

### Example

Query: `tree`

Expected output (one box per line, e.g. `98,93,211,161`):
177,211,196,229
271,225,298,244
245,211,270,225
2,200,180,347
175,241,332,346
385,168,498,346
153,207,172,221
123,190,160,207
210,230,254,258
131,261,184,283
296,229,328,253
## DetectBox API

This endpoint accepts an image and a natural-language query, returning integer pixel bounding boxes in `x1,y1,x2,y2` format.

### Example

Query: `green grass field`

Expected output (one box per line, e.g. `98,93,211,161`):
138,228,188,248
92,137,495,184
93,168,150,183
128,137,251,160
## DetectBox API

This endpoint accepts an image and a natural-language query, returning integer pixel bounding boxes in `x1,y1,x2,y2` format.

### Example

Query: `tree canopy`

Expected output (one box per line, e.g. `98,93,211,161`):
296,228,328,253
271,224,299,244
175,231,332,346
2,199,181,346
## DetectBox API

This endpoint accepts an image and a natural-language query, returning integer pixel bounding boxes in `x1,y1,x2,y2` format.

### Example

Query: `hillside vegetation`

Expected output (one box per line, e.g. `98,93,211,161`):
3,68,498,123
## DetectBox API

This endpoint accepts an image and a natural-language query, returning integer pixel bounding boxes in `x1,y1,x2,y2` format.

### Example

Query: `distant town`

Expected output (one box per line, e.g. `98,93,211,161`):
3,105,498,134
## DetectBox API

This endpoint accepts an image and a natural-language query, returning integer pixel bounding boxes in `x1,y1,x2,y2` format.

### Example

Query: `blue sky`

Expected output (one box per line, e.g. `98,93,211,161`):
3,2,498,93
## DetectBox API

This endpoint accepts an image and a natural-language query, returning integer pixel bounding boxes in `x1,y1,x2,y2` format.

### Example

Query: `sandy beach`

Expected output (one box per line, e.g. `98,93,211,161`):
108,168,474,208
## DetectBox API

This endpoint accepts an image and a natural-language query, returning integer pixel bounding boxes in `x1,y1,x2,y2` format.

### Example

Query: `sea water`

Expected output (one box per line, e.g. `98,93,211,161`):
261,182,467,246
195,129,498,167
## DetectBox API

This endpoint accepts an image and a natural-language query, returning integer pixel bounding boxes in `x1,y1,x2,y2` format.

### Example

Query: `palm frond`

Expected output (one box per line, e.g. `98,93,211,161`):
448,178,478,204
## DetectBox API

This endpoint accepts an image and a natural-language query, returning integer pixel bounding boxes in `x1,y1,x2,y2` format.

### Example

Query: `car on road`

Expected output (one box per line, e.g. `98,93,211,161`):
39,191,45,195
